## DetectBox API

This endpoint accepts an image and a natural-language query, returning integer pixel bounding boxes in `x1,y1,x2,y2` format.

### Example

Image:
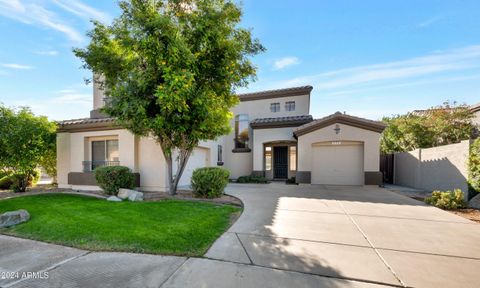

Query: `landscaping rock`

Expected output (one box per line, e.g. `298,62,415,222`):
118,188,137,200
107,196,123,202
0,209,30,228
128,191,144,202
469,193,480,209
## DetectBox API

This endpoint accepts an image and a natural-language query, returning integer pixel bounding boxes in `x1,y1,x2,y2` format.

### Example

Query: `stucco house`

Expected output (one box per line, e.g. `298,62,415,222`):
470,103,480,126
57,83,386,191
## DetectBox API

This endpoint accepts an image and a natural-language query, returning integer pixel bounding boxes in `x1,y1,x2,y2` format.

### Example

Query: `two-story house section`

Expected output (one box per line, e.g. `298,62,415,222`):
57,81,386,192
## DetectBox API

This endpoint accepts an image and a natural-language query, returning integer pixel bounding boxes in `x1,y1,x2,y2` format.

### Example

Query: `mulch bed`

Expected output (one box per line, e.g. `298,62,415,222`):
0,185,242,207
448,209,480,223
144,190,242,207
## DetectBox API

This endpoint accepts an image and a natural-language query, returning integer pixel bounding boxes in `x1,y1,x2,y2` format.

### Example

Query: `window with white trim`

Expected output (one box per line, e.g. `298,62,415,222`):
270,102,280,113
285,101,295,111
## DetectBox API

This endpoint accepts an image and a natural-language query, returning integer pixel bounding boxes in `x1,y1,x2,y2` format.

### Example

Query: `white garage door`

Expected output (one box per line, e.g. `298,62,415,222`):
311,142,364,185
178,147,210,186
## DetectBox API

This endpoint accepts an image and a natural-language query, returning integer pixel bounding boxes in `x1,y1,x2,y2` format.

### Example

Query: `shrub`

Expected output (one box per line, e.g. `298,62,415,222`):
9,169,41,192
0,175,13,189
468,138,480,197
425,189,466,210
286,177,297,184
94,166,136,195
191,167,229,198
236,175,268,184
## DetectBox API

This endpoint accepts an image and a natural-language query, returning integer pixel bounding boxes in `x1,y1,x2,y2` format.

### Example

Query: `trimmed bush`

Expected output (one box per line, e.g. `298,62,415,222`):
425,189,466,210
191,167,229,198
468,138,480,197
286,176,297,185
94,166,136,195
236,175,268,184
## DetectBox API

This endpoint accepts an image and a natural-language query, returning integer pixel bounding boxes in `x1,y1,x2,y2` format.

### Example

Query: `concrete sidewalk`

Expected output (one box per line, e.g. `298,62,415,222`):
2,183,480,287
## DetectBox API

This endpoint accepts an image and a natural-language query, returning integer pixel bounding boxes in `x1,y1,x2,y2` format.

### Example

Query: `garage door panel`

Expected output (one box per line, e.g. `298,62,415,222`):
312,144,364,185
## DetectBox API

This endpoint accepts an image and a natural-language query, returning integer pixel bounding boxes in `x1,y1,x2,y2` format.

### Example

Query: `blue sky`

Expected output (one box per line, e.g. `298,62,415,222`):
0,0,479,121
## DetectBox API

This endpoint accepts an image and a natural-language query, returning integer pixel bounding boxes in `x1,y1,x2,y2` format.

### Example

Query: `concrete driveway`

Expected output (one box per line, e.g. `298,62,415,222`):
2,184,480,287
205,183,480,288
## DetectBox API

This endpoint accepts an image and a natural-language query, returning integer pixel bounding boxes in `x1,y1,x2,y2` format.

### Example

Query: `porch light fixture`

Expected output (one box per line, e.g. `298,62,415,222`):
334,124,341,134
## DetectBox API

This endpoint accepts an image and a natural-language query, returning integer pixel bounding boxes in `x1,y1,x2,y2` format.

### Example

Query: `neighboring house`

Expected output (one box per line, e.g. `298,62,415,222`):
470,103,480,126
57,82,386,191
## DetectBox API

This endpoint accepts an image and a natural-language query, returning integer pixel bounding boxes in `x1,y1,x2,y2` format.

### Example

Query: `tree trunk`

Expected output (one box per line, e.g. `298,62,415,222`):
163,147,193,196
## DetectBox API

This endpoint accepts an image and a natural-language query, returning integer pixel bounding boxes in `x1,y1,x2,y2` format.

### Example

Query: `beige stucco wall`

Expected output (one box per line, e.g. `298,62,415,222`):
136,136,168,191
252,127,296,171
297,123,382,172
57,133,71,188
394,140,470,195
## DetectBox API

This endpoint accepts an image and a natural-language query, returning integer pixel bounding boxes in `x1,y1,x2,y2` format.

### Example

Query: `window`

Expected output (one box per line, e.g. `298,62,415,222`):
91,139,119,170
270,102,280,112
235,114,249,149
289,146,296,171
285,101,295,111
265,146,272,170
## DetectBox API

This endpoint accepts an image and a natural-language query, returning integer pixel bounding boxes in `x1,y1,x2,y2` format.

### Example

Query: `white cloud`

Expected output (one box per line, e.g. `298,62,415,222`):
0,0,83,42
417,16,442,28
1,63,34,70
278,45,480,90
52,0,111,23
35,50,59,56
273,56,300,70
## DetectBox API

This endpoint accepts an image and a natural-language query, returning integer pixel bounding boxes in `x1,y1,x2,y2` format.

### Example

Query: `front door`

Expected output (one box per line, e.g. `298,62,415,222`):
273,146,288,179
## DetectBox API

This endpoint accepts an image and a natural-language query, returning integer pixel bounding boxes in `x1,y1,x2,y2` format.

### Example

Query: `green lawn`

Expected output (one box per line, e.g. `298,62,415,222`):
0,194,240,256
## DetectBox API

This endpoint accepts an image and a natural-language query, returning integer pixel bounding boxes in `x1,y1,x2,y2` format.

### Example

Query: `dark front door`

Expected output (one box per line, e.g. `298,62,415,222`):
274,146,288,179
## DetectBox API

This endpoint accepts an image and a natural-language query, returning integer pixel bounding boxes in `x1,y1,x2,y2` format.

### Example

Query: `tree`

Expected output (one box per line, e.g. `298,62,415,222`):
381,101,474,153
0,105,57,192
74,0,264,195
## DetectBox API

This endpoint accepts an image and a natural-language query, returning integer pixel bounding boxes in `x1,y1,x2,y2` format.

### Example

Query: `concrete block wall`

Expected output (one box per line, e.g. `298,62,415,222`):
394,140,470,196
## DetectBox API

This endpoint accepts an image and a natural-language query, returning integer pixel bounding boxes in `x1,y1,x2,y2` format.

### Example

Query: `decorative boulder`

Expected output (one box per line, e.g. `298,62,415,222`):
107,196,123,202
118,188,137,200
469,193,480,209
128,191,144,202
0,209,30,228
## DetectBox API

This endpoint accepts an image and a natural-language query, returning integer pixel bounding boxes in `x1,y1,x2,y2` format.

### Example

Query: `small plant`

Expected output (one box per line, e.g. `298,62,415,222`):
94,166,136,195
236,175,269,184
286,177,297,185
425,189,466,210
191,167,230,198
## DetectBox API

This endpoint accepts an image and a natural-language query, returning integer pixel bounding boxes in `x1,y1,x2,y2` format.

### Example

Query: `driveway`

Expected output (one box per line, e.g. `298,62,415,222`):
1,184,480,287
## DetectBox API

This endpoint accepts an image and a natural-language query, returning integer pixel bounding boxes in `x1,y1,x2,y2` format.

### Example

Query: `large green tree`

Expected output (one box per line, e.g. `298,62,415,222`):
381,102,474,153
0,105,57,192
74,0,264,194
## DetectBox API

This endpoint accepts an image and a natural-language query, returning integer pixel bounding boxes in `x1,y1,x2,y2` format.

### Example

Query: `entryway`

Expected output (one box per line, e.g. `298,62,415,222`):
273,146,288,179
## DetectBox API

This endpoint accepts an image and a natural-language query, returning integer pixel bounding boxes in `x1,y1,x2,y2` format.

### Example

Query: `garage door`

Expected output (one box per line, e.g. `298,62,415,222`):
178,147,210,186
311,142,364,185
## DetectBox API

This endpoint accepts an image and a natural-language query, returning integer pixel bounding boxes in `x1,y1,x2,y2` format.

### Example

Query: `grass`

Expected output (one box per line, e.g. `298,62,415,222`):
0,193,240,256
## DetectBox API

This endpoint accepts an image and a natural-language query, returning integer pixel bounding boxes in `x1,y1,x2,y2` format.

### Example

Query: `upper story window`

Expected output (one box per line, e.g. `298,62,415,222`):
270,102,280,113
235,114,249,149
285,101,295,112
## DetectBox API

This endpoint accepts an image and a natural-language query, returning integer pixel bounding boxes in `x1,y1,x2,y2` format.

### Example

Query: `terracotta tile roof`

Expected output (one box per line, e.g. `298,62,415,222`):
57,117,116,126
238,85,313,101
250,115,313,129
471,103,480,113
57,117,118,132
294,112,386,136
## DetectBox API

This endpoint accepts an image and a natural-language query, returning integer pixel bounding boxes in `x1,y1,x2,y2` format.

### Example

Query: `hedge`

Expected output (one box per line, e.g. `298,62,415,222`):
191,167,229,198
94,166,136,195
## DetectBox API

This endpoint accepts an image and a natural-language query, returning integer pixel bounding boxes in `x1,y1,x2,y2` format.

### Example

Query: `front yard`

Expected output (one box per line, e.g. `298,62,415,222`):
0,194,240,256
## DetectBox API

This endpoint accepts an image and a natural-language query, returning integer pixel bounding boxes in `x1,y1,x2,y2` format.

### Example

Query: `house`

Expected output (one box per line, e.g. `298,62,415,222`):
470,103,480,126
57,82,386,191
